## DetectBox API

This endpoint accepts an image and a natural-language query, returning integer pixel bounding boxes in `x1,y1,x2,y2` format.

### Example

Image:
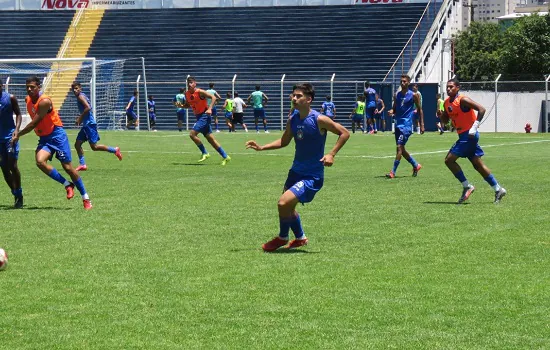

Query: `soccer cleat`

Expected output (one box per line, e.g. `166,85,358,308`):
14,196,23,209
458,185,475,204
83,199,93,210
198,153,211,163
412,164,422,177
65,183,75,200
216,130,220,133
494,187,507,204
115,147,123,161
76,164,88,172
286,238,308,249
262,237,289,252
221,156,231,166
385,171,395,179
265,130,270,133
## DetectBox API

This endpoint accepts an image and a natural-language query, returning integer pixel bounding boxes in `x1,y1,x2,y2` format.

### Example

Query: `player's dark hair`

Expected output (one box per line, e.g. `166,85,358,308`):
180,88,185,93
148,95,153,99
326,95,331,101
234,91,239,97
187,76,196,83
226,92,232,97
400,75,411,82
293,83,315,101
364,80,370,88
26,76,41,85
71,81,81,89
447,78,461,86
209,82,215,88
255,85,260,90
133,89,138,96
411,83,418,88
357,94,363,100
0,77,3,85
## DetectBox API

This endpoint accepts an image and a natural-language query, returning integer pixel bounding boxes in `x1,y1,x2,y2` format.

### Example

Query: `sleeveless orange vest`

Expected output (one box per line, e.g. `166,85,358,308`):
185,89,208,116
444,95,477,134
26,94,63,136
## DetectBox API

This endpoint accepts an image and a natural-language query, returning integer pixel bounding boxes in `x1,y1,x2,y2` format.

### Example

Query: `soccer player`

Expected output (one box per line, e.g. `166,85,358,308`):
321,95,336,120
374,93,386,132
125,88,138,130
440,78,507,204
11,76,92,210
364,81,377,133
173,88,186,132
185,76,231,165
206,83,222,133
386,75,424,179
246,83,349,252
148,95,157,131
247,85,269,133
71,82,122,172
221,92,234,132
0,79,23,208
231,91,248,132
348,95,365,134
436,93,445,134
411,83,423,134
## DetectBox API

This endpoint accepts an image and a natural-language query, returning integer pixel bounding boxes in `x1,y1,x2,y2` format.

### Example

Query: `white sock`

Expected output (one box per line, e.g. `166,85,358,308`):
63,180,71,187
82,194,90,200
462,181,470,188
492,184,501,192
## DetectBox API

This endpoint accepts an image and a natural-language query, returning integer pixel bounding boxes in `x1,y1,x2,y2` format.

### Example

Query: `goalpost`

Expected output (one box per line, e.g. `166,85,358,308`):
0,57,148,131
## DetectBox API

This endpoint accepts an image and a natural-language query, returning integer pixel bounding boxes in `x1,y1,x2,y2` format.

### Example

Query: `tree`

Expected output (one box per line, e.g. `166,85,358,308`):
453,22,503,81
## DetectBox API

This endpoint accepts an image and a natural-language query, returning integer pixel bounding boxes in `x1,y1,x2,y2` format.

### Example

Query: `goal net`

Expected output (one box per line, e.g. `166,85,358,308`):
0,57,144,130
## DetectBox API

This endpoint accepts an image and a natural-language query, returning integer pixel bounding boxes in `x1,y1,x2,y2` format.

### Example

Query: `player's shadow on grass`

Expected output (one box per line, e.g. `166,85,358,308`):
424,201,469,205
0,205,73,211
171,162,207,166
374,175,405,179
228,248,319,254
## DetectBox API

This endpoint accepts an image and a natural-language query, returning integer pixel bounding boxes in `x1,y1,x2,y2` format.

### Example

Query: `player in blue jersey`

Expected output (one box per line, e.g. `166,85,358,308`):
247,85,269,133
71,82,122,172
173,88,186,132
320,95,336,119
374,93,386,132
125,89,138,130
246,83,350,252
364,81,377,133
148,95,157,131
206,83,222,133
386,75,424,179
0,79,24,208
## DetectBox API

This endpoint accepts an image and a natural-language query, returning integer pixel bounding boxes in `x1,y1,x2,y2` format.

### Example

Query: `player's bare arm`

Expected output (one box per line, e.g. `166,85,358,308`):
461,96,486,121
13,99,50,141
246,119,293,151
413,92,425,134
440,109,450,125
10,95,22,135
199,89,216,112
317,115,350,167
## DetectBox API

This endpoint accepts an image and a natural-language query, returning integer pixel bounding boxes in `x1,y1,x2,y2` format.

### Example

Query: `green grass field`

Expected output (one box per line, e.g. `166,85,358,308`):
1,130,549,349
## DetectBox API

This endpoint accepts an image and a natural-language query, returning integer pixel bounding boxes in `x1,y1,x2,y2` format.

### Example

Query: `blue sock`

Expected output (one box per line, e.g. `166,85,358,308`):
392,160,400,174
407,156,418,168
255,125,259,132
279,217,291,239
216,147,228,159
197,143,207,154
74,177,87,196
215,122,218,130
484,174,498,187
264,124,268,132
107,147,116,153
11,188,22,197
48,168,68,185
78,155,85,165
454,170,468,183
289,214,305,239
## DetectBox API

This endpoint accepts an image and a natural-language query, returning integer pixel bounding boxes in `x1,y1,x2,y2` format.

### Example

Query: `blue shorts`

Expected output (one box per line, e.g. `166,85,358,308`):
224,111,233,120
149,113,156,122
211,106,218,117
192,114,213,136
450,132,485,160
284,170,324,204
374,113,384,120
0,140,19,166
366,106,376,119
126,110,137,121
352,114,364,123
37,127,72,163
76,124,101,144
395,127,412,146
177,110,186,122
253,108,266,120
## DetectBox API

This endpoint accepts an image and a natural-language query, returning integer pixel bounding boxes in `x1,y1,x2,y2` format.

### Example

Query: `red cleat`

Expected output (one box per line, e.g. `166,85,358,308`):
286,238,308,249
412,163,422,177
83,199,93,210
76,164,88,172
65,183,75,199
385,171,395,179
262,237,288,252
114,147,123,161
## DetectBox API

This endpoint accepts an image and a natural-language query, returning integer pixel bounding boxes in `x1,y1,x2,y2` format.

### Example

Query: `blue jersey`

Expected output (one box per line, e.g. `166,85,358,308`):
127,96,136,113
375,99,384,116
321,101,336,117
364,87,376,108
76,92,96,126
0,92,16,141
148,100,156,117
394,90,415,131
290,109,327,178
